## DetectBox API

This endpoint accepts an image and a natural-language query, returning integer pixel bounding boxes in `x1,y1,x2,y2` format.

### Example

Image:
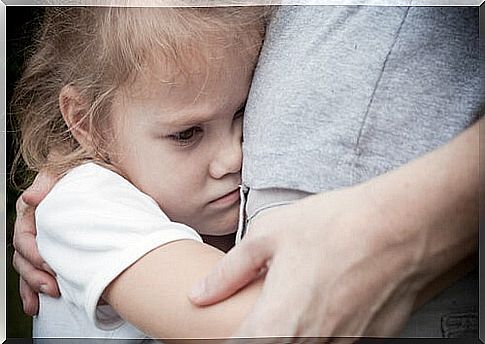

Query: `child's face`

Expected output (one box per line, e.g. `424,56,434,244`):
109,53,252,236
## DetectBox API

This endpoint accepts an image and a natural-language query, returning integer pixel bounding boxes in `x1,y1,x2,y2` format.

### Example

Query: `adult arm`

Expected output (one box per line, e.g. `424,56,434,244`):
189,118,480,337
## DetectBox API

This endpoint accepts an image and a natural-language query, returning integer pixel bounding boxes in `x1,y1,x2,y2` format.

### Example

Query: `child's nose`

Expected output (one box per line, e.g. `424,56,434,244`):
209,134,242,179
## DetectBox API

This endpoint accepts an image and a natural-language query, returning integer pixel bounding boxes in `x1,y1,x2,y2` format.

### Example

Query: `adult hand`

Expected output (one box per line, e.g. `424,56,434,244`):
12,171,60,315
189,123,479,339
189,184,421,339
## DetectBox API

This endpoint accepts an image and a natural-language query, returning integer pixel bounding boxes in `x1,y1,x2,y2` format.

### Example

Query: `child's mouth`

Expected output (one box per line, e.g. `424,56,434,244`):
209,189,240,207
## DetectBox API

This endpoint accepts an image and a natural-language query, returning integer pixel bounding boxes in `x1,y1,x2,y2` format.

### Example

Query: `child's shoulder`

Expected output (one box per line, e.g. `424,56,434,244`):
54,162,132,192
37,162,165,220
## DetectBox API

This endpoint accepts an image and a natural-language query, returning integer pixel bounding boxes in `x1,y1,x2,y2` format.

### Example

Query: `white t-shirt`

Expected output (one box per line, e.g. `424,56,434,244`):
33,163,203,340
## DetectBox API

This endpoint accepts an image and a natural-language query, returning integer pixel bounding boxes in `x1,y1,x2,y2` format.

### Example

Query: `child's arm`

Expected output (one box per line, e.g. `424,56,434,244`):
32,163,260,339
104,239,262,339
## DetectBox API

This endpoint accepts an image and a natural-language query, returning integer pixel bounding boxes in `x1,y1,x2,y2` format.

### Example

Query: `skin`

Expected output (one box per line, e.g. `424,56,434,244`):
14,118,480,340
188,118,480,339
104,240,263,339
106,55,248,236
14,39,265,339
11,27,480,342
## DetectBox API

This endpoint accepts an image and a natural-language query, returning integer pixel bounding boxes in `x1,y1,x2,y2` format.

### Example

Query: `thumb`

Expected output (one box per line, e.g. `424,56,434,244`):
188,237,273,306
22,170,58,207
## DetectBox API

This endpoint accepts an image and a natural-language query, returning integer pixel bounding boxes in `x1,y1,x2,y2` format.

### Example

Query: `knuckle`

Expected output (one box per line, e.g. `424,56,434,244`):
15,195,25,213
245,223,278,250
12,252,19,271
242,234,262,252
12,234,18,251
243,240,268,272
12,232,26,255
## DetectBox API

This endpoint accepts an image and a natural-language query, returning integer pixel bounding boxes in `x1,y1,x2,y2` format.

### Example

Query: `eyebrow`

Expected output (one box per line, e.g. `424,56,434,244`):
156,100,247,128
161,112,215,128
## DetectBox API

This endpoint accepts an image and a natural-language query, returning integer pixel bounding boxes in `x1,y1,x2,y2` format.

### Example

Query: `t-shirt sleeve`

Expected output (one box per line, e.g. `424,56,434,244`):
35,163,203,330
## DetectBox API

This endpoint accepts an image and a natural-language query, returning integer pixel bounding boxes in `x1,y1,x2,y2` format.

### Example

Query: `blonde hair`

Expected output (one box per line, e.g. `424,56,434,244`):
11,6,268,187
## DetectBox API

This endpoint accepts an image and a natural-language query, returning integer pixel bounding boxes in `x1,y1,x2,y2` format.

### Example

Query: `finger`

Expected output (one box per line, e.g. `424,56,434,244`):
14,194,37,239
22,171,58,207
13,197,53,272
19,277,39,316
13,251,60,297
13,229,51,273
188,237,273,306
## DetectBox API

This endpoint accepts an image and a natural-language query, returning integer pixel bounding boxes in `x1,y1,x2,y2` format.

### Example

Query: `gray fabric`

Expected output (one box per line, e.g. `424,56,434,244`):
243,185,479,338
400,268,478,337
242,6,480,338
243,6,481,193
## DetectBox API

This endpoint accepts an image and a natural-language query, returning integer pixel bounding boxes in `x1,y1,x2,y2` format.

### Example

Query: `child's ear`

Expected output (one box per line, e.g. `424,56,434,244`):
59,85,92,150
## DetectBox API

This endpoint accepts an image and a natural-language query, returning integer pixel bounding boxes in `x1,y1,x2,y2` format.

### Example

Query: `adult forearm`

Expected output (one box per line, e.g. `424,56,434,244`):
188,119,480,337
363,119,479,295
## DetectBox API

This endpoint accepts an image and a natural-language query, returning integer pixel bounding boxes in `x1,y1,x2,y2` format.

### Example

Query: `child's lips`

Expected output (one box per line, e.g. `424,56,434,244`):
209,188,240,207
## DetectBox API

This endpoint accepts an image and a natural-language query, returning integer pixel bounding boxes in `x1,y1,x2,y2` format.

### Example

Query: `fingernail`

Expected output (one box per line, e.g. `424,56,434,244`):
39,284,49,294
42,263,56,277
188,281,206,302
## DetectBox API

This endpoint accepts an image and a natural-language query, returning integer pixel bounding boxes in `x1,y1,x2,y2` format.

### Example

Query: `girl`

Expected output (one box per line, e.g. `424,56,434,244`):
12,6,266,341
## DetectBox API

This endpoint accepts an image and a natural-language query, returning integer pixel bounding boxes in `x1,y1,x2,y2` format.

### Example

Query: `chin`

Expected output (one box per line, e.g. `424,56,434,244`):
198,209,239,236
198,224,237,236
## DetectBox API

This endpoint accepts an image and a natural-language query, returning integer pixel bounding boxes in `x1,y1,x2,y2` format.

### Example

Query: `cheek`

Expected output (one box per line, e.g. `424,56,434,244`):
155,186,203,227
109,124,147,169
140,159,207,207
162,169,206,204
151,165,209,224
164,152,209,188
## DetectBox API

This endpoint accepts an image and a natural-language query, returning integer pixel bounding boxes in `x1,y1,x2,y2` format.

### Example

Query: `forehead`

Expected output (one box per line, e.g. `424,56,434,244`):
114,46,254,126
110,7,262,124
136,30,256,87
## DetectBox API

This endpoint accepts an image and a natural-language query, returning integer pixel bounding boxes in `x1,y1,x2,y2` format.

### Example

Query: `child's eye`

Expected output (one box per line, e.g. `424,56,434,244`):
168,126,203,146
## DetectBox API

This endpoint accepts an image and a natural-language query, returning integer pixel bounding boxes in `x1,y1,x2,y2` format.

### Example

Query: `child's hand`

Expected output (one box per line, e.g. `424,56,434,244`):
12,171,60,315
